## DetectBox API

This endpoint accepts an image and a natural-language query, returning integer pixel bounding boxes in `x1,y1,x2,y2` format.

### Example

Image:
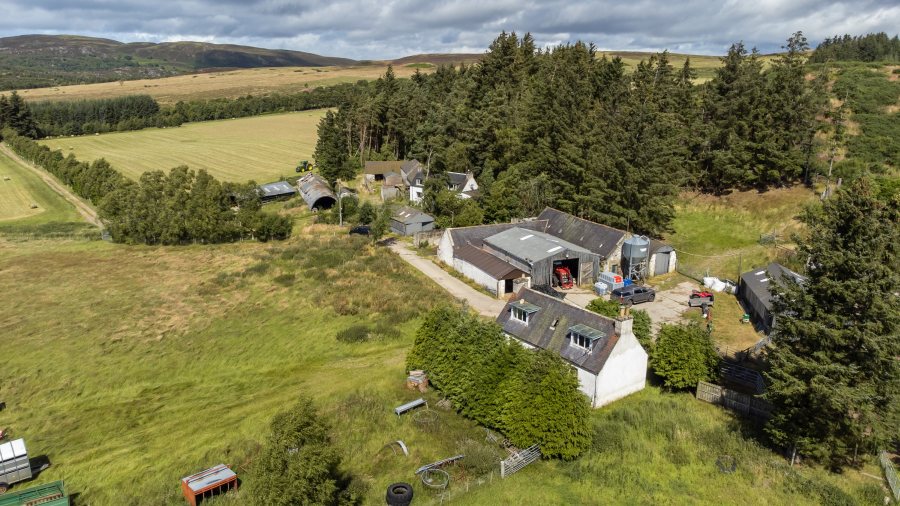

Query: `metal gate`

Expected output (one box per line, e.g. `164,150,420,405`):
500,444,541,478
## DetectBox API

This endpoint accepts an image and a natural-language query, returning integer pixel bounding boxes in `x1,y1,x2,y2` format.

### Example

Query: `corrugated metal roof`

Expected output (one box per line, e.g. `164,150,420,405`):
182,464,236,493
364,161,404,175
497,288,620,375
448,221,549,251
455,245,525,280
537,208,627,259
297,173,336,210
392,206,434,225
258,181,296,198
569,323,607,341
483,227,593,263
739,263,805,311
510,299,541,313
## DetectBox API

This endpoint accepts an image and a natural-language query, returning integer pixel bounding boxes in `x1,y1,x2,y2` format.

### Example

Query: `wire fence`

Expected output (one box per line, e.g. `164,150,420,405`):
880,451,900,502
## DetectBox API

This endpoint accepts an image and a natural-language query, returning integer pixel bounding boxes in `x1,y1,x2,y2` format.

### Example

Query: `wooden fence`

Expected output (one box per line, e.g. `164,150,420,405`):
500,444,541,478
880,451,900,502
696,381,772,419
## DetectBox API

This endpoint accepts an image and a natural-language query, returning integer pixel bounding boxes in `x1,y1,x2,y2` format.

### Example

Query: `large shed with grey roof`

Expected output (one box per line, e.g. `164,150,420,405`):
258,181,297,203
482,227,599,287
497,287,648,407
537,208,626,272
739,263,805,333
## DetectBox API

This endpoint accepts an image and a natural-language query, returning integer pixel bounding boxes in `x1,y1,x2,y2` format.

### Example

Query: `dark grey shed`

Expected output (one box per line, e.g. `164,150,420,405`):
258,181,297,202
739,263,805,333
482,227,600,286
297,173,336,210
448,220,548,252
390,207,435,235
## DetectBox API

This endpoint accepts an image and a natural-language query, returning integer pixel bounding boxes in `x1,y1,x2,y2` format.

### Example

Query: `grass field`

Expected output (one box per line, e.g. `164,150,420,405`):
11,65,426,105
667,186,816,281
40,110,327,183
0,149,94,236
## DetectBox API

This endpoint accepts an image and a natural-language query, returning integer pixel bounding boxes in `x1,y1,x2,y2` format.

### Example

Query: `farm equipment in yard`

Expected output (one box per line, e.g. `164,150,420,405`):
295,160,311,173
553,266,574,290
688,290,715,307
0,439,50,495
0,481,68,505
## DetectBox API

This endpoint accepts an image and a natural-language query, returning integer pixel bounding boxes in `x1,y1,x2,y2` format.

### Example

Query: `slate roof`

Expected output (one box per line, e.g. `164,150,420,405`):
483,227,593,263
447,220,548,252
537,208,627,260
258,181,296,198
392,206,434,225
447,171,469,188
497,287,620,375
364,161,405,175
383,172,404,187
740,263,806,311
455,244,525,280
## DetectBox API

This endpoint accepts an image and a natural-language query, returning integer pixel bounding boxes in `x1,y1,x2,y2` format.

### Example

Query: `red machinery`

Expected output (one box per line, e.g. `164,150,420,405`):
553,266,574,289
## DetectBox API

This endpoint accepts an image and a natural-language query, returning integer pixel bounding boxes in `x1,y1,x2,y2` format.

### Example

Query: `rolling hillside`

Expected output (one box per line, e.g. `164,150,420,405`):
0,34,357,90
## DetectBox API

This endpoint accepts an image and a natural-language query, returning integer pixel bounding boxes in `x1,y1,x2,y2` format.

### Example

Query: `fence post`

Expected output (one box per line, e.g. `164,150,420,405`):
500,460,505,478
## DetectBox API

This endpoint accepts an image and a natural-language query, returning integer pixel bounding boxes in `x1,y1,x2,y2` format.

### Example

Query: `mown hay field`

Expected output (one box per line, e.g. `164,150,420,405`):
11,64,426,105
40,109,327,183
0,148,94,236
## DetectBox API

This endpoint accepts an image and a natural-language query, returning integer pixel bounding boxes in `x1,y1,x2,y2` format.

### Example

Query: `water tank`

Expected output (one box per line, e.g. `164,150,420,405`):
622,235,650,263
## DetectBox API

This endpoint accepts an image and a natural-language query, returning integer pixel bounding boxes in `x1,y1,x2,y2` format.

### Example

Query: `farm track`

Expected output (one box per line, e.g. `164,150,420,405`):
0,143,102,228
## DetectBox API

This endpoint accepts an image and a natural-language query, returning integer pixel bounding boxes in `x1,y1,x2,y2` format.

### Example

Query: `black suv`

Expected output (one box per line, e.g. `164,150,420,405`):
349,225,370,236
611,285,656,306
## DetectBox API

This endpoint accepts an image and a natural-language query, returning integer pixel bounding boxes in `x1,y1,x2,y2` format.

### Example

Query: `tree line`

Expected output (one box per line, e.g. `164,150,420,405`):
1,128,291,244
810,32,900,63
24,81,371,137
407,305,591,460
315,32,824,236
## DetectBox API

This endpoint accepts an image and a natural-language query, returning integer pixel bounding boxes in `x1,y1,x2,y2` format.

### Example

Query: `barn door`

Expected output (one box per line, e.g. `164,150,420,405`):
654,252,670,276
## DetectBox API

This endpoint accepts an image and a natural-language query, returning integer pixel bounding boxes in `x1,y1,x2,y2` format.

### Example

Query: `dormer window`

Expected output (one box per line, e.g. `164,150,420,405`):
568,324,606,352
510,300,540,325
415,178,422,185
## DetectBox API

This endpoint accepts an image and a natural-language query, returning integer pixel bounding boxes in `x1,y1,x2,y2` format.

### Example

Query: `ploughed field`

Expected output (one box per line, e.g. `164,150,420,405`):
40,110,327,183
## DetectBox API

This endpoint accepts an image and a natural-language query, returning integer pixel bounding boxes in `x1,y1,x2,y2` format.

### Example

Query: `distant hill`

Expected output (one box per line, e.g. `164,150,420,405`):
0,34,358,91
390,53,483,66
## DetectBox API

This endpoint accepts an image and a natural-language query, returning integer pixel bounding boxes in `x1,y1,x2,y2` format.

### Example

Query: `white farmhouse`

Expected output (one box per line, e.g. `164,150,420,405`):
496,287,648,408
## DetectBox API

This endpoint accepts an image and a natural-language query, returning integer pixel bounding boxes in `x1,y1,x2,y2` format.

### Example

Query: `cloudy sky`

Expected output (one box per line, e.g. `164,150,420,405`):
0,0,898,59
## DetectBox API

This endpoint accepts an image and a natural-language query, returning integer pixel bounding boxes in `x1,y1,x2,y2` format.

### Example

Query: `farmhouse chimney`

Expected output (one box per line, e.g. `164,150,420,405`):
615,314,633,338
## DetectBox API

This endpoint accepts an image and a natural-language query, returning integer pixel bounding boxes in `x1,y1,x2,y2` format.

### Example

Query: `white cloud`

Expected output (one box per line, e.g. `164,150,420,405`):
0,0,897,59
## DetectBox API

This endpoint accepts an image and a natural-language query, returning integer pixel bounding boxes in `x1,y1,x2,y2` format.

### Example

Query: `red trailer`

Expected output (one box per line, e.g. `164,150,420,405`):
181,464,237,506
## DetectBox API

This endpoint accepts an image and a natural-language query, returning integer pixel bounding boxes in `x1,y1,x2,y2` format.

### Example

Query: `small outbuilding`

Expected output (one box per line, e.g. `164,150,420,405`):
739,263,805,333
297,173,336,211
181,464,237,506
390,207,435,236
453,244,530,297
497,287,648,408
258,181,297,203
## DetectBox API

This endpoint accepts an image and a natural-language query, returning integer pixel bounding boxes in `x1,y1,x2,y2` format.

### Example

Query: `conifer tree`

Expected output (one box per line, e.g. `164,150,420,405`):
765,178,900,468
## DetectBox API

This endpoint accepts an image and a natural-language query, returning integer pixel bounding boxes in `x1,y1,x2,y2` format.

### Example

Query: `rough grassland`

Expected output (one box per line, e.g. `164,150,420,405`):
11,65,425,105
40,110,327,183
0,233,478,505
0,149,93,235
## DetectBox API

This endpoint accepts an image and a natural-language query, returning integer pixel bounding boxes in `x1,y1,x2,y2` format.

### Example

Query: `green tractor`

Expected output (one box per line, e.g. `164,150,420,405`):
295,160,311,173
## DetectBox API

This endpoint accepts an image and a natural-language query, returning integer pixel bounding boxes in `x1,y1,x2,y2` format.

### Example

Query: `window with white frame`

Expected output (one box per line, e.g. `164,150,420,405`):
512,307,529,323
569,331,592,350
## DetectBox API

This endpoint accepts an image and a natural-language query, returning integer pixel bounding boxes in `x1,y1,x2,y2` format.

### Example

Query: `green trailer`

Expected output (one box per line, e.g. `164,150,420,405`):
0,481,68,506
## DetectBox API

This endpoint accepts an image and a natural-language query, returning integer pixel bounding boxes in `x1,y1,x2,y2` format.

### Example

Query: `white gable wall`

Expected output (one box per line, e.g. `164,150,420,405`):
437,230,455,265
592,320,648,407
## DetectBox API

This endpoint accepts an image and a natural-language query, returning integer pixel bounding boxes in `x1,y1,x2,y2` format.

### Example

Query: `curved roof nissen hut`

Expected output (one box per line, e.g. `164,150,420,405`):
297,173,336,210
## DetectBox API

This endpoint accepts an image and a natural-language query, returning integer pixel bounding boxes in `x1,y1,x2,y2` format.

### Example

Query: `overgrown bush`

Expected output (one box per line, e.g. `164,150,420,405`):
408,306,591,459
585,298,653,350
247,397,356,506
652,323,720,389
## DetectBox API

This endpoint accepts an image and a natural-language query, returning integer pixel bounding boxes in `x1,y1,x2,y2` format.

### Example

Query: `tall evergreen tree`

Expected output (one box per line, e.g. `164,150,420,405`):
765,178,900,468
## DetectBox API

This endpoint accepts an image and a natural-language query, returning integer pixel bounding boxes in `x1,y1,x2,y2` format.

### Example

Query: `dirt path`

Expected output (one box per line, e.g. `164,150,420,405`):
0,143,102,228
388,241,507,318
